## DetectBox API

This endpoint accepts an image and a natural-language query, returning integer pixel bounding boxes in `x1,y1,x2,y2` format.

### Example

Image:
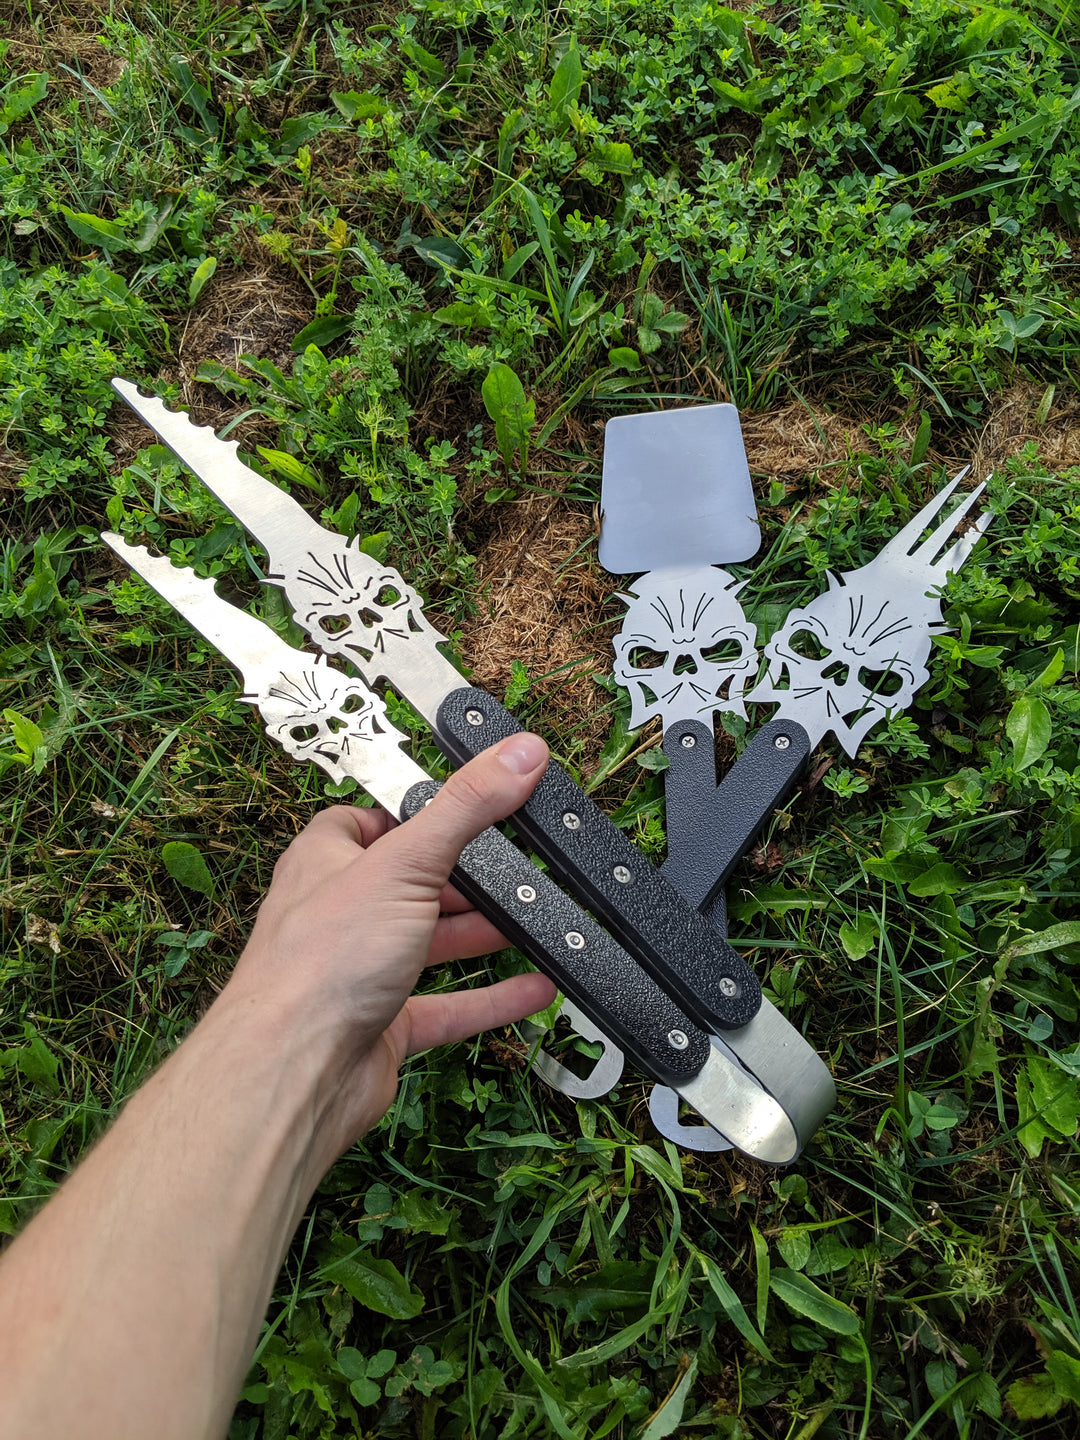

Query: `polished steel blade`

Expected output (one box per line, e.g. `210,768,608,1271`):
102,534,421,809
111,379,463,713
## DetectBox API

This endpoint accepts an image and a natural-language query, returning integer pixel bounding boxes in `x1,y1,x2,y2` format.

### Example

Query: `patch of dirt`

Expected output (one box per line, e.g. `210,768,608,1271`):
971,379,1080,476
455,493,620,767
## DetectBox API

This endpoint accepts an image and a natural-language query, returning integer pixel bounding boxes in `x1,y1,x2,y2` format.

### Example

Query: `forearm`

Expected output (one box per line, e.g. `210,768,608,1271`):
0,987,341,1440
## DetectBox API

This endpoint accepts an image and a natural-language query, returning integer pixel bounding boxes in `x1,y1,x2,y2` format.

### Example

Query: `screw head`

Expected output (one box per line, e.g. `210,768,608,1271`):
719,976,739,997
516,884,537,903
612,865,632,884
667,1029,689,1050
565,931,585,950
680,733,696,749
774,733,791,750
562,811,581,831
465,708,485,727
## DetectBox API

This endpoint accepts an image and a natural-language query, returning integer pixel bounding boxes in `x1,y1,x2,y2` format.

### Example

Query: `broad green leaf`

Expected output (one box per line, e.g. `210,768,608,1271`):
549,40,583,118
59,205,130,251
291,315,351,351
1033,648,1065,690
1006,1371,1068,1419
1007,693,1052,771
481,363,535,473
608,346,642,370
636,1354,698,1439
188,255,217,304
1001,922,1080,963
1046,1351,1080,1404
769,1268,860,1334
696,1250,774,1359
331,89,386,122
320,1244,424,1319
3,707,43,760
398,1188,451,1235
256,447,326,497
161,841,215,897
776,1228,812,1271
0,1026,60,1096
0,71,48,131
434,301,488,326
907,862,968,897
589,141,634,174
840,914,878,961
540,1261,654,1325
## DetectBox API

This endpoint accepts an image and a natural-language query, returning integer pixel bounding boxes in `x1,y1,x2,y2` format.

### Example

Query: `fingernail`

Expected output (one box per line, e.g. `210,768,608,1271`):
497,733,548,775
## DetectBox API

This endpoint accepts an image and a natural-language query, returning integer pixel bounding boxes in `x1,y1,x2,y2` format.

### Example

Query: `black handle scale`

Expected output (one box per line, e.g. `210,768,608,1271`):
401,781,711,1085
661,718,811,911
434,688,761,1031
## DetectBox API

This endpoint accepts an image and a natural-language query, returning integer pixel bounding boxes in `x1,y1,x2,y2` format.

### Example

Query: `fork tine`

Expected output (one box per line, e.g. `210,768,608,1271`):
908,474,986,568
937,501,993,573
879,469,969,562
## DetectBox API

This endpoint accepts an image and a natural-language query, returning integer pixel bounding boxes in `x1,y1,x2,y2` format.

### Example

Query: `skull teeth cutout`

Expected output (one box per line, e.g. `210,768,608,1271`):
612,566,758,731
283,542,441,679
255,662,387,785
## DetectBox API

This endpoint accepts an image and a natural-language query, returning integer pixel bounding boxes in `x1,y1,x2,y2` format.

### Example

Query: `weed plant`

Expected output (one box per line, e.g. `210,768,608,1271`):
2,0,1080,1435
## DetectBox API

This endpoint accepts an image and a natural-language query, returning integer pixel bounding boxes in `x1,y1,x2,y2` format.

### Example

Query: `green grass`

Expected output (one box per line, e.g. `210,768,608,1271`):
3,0,1080,1434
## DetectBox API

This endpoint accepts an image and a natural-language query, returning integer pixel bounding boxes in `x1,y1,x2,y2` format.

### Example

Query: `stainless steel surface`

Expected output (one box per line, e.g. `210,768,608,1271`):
111,379,463,717
524,1000,626,1102
611,565,758,731
599,404,761,572
675,1040,800,1165
649,1080,733,1153
748,472,992,756
102,536,421,809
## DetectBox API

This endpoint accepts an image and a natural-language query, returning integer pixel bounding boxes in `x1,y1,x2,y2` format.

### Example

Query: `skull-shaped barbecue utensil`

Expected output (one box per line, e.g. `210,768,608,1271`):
612,566,759,732
258,663,390,785
748,470,993,756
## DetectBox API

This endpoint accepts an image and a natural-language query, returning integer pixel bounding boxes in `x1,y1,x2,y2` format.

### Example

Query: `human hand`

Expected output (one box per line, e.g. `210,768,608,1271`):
220,732,557,1159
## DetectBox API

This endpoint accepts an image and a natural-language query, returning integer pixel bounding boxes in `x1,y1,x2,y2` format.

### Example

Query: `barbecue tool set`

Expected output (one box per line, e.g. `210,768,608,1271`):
103,382,992,1164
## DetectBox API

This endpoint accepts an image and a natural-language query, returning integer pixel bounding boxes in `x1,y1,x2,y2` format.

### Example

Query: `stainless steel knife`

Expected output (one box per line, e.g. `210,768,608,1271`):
102,534,806,1163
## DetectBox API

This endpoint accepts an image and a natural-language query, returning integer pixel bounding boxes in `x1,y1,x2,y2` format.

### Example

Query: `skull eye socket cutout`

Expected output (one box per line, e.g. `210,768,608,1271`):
612,568,759,731
628,646,667,670
858,666,905,698
787,630,829,662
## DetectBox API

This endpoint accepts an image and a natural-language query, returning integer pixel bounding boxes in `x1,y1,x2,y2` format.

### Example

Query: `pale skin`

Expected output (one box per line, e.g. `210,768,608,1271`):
0,732,557,1440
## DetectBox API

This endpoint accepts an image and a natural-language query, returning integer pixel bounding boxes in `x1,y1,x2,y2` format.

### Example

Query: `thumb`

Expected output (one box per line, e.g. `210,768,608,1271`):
384,732,549,891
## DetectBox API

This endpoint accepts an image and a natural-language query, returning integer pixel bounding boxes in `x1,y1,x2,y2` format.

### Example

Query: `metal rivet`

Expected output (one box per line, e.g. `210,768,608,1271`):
516,884,536,903
613,865,632,884
719,977,739,997
565,932,585,950
466,708,485,727
562,812,581,830
680,734,696,749
774,734,791,750
667,1029,689,1050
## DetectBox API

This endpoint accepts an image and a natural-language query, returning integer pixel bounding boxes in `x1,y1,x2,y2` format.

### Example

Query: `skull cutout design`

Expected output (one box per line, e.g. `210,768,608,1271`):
612,566,758,731
750,575,941,757
747,472,990,756
284,541,443,679
254,661,387,785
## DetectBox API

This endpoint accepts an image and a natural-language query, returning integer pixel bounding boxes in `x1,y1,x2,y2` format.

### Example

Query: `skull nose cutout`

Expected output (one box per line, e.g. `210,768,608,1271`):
673,653,698,676
821,661,850,685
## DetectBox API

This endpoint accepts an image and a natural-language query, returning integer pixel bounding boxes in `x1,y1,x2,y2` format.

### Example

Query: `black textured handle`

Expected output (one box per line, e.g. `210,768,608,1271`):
401,781,711,1084
434,688,761,1031
661,718,811,910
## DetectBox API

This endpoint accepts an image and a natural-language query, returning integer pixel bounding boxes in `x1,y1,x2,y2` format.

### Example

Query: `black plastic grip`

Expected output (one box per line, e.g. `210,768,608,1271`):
661,718,811,910
434,688,761,1031
401,781,711,1085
